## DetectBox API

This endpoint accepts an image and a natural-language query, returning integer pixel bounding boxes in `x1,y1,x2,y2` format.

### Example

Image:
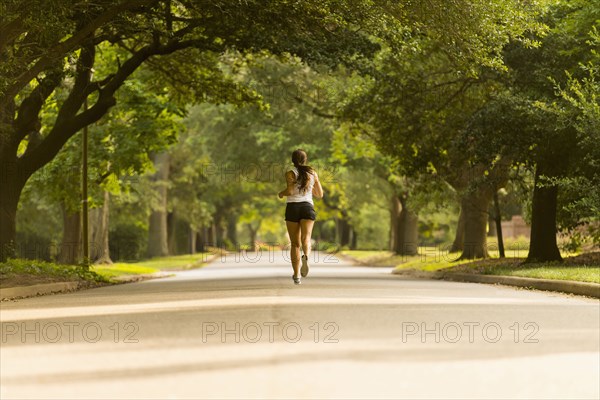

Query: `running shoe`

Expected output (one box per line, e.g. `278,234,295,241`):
301,254,309,277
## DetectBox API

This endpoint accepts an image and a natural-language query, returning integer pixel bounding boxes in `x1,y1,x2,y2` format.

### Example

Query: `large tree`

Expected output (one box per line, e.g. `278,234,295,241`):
338,0,546,259
342,45,513,259
467,0,599,261
0,0,382,260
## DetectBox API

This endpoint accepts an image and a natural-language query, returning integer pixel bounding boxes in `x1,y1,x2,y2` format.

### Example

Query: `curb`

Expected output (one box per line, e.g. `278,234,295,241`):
111,271,173,283
392,268,600,298
0,254,221,301
392,268,440,280
0,272,174,301
1,281,81,300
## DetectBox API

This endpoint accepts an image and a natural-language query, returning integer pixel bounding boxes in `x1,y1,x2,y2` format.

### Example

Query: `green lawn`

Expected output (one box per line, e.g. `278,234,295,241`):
340,249,600,284
0,258,108,288
483,265,599,283
92,253,211,280
450,254,600,284
0,253,213,288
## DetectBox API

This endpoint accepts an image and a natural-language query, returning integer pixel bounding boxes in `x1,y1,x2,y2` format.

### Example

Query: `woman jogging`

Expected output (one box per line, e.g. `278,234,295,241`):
278,149,324,284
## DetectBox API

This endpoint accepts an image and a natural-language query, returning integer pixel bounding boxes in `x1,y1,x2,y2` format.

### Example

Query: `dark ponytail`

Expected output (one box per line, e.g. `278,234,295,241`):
291,149,314,193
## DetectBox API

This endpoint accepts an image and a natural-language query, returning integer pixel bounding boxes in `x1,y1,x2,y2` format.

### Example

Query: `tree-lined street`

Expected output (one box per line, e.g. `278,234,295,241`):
1,1,599,398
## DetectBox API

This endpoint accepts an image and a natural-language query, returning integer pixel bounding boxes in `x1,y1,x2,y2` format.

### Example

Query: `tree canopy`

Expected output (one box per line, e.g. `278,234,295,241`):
1,0,598,264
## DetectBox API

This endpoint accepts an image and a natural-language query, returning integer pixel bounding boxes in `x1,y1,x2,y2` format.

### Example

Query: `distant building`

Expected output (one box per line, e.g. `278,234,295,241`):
501,215,530,238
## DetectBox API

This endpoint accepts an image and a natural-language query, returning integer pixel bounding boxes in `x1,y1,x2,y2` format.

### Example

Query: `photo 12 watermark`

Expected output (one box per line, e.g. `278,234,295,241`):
1,321,140,344
400,321,540,344
198,161,339,184
201,321,340,344
199,241,341,264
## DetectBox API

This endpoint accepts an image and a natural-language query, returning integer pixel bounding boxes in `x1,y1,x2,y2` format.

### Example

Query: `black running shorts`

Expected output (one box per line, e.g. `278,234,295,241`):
285,201,316,222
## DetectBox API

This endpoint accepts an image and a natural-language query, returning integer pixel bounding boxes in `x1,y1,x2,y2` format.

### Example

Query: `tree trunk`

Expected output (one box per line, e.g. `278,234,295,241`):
390,195,400,251
147,152,170,258
450,207,465,253
189,226,197,254
391,195,419,256
226,212,237,248
213,208,225,247
90,207,101,259
397,208,419,255
398,216,418,255
58,204,81,264
90,191,112,264
459,189,492,260
493,190,505,258
0,173,22,261
212,223,220,248
487,214,497,237
338,216,351,247
148,210,169,258
247,224,258,252
350,227,358,250
196,230,205,253
98,193,111,263
526,169,562,263
167,210,177,255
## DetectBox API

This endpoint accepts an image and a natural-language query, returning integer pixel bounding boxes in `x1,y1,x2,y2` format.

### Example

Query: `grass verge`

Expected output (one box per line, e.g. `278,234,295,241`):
92,253,212,280
0,252,213,288
340,249,600,284
0,259,108,288
449,252,600,284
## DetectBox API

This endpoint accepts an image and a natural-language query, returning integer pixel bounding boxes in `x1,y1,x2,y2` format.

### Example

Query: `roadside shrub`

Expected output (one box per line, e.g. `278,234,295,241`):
109,223,147,261
0,258,108,283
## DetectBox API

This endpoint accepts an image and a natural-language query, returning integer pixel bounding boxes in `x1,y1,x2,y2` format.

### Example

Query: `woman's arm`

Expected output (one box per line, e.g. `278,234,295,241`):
278,171,297,198
312,172,324,199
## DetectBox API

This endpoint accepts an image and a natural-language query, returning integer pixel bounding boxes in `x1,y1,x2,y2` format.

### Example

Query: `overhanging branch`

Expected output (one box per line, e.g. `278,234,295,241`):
2,0,158,102
13,69,64,146
18,34,217,178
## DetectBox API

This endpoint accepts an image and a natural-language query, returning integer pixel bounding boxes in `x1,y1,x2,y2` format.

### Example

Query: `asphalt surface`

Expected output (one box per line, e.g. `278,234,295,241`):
1,251,599,399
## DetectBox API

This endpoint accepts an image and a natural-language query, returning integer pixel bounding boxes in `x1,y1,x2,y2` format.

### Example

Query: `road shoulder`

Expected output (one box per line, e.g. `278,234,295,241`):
0,273,169,301
392,268,600,299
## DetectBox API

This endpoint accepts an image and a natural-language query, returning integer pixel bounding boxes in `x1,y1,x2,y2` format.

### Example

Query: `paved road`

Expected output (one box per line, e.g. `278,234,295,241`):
1,251,599,399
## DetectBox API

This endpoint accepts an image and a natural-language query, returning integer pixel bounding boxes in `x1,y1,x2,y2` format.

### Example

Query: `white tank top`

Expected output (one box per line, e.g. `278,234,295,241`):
286,167,314,204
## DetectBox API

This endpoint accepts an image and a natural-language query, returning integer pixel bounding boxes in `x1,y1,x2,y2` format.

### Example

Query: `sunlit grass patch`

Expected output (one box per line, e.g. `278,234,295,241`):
449,253,600,284
395,256,464,271
343,249,599,283
486,266,600,284
118,253,211,271
91,263,159,279
92,253,211,280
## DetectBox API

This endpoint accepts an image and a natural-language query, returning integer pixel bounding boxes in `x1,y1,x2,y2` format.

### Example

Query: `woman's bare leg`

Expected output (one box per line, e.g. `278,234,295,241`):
286,221,301,277
300,219,315,259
